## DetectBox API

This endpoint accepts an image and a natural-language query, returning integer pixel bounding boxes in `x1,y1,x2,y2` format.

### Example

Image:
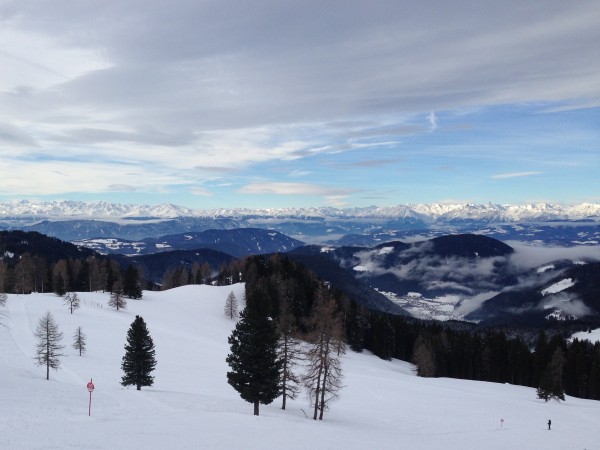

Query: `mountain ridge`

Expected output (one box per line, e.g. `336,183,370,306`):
1,200,599,222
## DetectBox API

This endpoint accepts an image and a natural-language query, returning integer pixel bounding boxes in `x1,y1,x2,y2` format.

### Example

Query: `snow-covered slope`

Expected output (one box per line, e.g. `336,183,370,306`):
571,328,600,344
1,287,600,449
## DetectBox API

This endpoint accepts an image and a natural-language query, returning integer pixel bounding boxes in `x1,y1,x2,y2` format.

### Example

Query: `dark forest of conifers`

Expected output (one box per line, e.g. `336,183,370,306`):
1,238,599,402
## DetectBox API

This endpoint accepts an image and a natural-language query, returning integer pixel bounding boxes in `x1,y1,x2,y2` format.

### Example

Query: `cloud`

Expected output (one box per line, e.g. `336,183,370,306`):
332,158,402,168
507,242,600,270
538,292,592,318
288,170,312,178
427,111,438,132
190,187,213,197
0,122,37,147
107,184,136,192
454,291,499,317
238,182,357,197
0,1,598,203
491,171,542,179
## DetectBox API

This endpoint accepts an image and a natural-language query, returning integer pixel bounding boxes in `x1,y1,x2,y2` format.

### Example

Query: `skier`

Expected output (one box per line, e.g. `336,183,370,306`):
548,419,551,430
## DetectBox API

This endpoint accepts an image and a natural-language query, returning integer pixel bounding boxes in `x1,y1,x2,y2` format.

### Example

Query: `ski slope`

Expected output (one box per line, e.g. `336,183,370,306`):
1,285,599,450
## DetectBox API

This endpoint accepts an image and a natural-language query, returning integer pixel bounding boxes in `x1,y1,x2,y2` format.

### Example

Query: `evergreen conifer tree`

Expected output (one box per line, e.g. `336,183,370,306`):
413,333,437,377
123,264,143,299
346,300,368,353
54,273,66,296
226,287,281,416
121,315,157,390
537,347,566,401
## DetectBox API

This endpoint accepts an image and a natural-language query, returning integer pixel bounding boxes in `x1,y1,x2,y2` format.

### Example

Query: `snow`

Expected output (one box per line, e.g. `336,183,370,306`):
541,278,575,296
73,238,147,255
1,199,599,222
1,286,600,450
571,328,600,344
537,264,555,273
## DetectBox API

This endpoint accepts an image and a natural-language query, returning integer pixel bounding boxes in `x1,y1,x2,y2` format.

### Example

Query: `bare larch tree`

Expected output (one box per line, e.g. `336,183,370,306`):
64,292,80,314
277,287,303,410
109,280,127,311
224,291,239,320
303,286,346,420
73,326,87,356
34,311,64,380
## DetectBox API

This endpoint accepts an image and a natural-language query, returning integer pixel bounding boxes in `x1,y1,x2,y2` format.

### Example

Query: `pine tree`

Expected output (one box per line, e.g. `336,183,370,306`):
121,315,157,390
64,292,80,314
589,344,600,400
34,311,64,380
109,281,127,311
346,299,368,353
123,264,143,299
224,291,239,320
226,287,281,416
371,314,396,360
303,286,345,421
537,347,567,401
73,326,86,356
412,332,437,377
54,273,66,296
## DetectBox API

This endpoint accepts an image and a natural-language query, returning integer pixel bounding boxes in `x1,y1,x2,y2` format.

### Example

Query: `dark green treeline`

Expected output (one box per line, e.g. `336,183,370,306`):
239,254,600,402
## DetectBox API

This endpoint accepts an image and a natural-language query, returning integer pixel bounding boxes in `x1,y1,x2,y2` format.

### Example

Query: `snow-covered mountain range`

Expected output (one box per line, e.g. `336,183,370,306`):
1,200,599,222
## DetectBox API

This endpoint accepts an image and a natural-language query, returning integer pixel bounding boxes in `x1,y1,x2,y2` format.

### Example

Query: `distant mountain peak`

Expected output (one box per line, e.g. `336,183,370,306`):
1,200,599,222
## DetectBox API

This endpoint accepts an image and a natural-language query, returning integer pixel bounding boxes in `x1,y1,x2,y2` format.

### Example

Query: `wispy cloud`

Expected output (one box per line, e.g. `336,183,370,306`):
238,182,357,197
491,171,542,180
288,170,312,178
107,184,136,192
0,1,598,206
427,111,438,132
190,187,213,196
332,158,402,168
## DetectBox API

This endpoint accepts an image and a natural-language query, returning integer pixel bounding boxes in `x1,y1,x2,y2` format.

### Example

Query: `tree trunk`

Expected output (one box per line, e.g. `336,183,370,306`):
46,338,50,380
253,400,259,416
137,384,141,391
282,381,287,410
319,336,331,421
312,333,324,420
281,337,288,410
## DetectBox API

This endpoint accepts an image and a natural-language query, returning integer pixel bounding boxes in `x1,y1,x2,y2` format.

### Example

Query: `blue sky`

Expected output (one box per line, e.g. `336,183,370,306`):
0,1,598,209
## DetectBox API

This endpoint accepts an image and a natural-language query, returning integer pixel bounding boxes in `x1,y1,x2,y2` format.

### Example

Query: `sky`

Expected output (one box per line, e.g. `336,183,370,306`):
0,0,599,210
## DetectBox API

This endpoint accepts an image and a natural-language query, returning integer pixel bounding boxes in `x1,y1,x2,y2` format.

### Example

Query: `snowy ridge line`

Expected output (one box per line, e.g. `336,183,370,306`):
1,200,600,222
